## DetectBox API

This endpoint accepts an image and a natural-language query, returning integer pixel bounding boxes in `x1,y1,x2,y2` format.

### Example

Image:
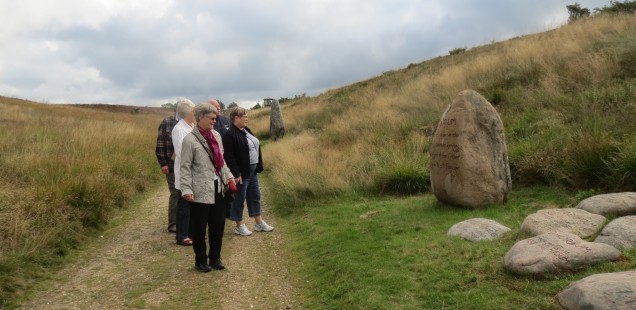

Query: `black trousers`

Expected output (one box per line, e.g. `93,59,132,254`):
189,181,227,264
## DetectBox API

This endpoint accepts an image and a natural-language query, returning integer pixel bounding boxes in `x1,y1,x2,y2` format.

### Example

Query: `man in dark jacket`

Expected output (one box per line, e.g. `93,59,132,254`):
209,99,232,137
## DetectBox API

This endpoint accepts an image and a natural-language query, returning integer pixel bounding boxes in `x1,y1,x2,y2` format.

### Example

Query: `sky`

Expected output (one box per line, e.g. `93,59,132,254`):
0,0,611,108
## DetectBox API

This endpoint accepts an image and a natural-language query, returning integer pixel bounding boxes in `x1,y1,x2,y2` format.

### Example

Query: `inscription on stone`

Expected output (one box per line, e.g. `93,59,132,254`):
526,233,594,263
504,232,621,275
429,118,461,172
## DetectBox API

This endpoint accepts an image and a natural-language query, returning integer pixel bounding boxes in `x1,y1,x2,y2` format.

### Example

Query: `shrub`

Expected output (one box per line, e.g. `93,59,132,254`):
374,165,430,195
449,47,467,55
596,0,636,14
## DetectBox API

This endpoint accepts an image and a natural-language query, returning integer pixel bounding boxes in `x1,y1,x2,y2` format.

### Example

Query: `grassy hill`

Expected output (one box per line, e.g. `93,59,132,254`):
243,13,636,308
245,14,636,209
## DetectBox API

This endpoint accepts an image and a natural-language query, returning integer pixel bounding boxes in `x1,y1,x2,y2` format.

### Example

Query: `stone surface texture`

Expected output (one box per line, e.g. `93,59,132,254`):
557,270,636,310
447,218,511,241
595,216,636,250
429,89,511,208
269,100,285,141
503,232,621,276
520,208,606,239
576,192,636,217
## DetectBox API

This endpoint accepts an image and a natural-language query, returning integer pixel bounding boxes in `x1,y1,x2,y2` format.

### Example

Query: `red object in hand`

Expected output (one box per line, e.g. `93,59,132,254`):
228,182,238,193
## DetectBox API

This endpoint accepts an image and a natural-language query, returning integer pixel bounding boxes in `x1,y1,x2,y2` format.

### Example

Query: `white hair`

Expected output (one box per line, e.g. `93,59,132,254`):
175,98,195,118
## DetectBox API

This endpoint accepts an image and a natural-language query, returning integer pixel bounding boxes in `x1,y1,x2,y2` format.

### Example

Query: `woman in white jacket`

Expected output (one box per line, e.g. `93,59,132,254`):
172,99,195,246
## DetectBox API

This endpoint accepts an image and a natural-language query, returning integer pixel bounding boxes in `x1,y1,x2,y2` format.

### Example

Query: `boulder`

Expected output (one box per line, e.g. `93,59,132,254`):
595,216,636,250
503,232,621,276
520,208,606,239
576,192,636,217
429,89,511,208
269,99,285,141
447,218,511,241
557,270,636,310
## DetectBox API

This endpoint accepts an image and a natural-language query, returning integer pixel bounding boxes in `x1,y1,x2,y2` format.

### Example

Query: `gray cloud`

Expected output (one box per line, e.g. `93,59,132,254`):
0,0,611,107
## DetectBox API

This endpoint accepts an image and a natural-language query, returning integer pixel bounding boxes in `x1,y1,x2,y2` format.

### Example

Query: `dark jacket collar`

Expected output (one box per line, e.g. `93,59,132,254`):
231,124,254,135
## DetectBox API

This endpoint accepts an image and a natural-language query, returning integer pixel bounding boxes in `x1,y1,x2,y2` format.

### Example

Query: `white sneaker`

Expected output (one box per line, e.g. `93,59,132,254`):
234,224,252,236
255,221,274,232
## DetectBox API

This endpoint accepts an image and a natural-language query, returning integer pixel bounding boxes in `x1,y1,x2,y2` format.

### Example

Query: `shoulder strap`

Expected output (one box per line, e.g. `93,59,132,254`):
192,132,214,163
192,132,228,192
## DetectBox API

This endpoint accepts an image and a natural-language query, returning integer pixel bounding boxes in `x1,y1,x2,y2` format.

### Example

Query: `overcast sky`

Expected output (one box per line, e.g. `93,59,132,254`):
0,0,610,108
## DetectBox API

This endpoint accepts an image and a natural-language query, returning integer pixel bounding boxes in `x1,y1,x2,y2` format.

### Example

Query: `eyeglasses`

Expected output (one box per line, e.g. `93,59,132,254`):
203,115,217,121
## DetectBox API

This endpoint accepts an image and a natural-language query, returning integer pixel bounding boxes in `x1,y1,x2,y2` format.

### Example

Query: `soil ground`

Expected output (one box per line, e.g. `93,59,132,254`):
20,184,299,310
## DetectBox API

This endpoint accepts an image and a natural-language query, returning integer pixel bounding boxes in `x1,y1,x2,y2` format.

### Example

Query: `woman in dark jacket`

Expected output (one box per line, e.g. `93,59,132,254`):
222,107,274,236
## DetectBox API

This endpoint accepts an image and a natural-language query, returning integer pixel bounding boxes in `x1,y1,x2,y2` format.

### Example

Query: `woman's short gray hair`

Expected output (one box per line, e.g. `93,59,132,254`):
175,98,195,118
229,107,248,121
194,102,216,122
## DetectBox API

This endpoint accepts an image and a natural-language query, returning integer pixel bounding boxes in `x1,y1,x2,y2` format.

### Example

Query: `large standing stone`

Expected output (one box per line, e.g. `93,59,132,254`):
447,218,511,241
520,208,606,239
557,270,636,310
503,232,621,276
576,192,636,217
269,99,285,141
429,89,511,208
595,216,636,250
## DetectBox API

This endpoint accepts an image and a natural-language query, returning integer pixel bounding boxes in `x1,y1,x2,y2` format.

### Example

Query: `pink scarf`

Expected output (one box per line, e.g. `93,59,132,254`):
197,126,225,175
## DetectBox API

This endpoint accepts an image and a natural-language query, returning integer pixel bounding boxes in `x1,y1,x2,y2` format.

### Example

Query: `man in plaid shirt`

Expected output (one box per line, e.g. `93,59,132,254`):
155,112,179,233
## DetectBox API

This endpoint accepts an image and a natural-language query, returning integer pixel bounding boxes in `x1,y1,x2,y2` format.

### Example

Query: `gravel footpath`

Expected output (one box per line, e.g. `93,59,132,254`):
20,184,297,310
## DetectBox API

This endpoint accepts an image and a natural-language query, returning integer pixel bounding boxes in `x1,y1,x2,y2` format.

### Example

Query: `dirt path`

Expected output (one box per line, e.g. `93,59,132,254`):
20,184,298,310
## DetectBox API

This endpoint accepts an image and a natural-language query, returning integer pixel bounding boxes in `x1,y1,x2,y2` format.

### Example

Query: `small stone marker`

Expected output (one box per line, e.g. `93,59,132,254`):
429,89,511,208
503,232,621,276
575,192,636,217
595,216,636,250
520,208,606,239
269,99,285,141
557,270,636,310
447,218,511,241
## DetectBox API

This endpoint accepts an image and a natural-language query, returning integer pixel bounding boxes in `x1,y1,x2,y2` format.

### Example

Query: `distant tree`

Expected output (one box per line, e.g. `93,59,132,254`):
567,3,591,23
279,93,307,103
449,47,467,55
228,102,238,109
595,0,636,14
161,102,177,109
218,100,226,111
252,103,262,110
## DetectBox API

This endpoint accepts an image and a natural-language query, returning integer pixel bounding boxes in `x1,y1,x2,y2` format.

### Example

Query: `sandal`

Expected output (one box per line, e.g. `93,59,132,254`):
177,238,193,246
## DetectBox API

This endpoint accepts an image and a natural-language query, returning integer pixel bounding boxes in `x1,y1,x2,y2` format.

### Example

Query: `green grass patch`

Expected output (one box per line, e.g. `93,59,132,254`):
281,187,636,309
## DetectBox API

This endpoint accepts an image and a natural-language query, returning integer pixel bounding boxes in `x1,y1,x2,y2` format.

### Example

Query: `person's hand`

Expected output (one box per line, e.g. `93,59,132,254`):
236,176,243,184
228,180,238,193
182,194,194,201
160,166,169,175
228,178,236,184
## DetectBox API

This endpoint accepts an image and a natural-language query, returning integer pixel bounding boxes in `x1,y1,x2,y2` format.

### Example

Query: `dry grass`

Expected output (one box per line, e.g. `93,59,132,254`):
0,96,168,306
250,14,636,203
